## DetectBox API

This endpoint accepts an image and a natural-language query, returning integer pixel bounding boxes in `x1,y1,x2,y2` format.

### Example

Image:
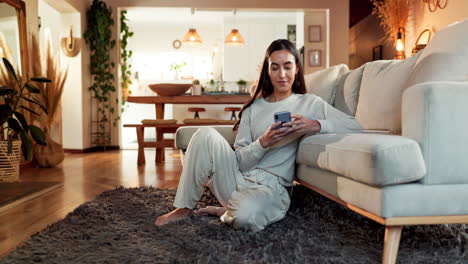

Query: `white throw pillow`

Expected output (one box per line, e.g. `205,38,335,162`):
333,64,366,116
355,52,421,134
304,64,350,104
407,18,468,87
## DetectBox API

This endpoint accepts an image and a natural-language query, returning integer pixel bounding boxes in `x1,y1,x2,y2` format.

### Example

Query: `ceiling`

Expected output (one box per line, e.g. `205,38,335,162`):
125,8,299,26
349,0,375,27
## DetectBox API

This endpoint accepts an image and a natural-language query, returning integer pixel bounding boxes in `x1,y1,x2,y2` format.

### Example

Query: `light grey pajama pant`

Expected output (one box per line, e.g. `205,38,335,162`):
174,127,290,232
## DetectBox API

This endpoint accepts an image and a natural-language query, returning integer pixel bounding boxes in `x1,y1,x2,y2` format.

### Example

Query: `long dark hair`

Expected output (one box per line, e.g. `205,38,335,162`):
233,39,306,130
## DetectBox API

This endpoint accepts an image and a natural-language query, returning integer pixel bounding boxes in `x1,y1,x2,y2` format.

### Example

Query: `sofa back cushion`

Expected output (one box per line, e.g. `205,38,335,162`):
304,64,349,104
354,52,421,134
406,18,468,87
333,63,366,116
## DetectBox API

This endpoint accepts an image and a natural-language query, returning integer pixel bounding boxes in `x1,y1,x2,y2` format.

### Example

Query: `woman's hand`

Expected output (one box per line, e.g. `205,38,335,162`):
283,114,321,136
259,121,291,148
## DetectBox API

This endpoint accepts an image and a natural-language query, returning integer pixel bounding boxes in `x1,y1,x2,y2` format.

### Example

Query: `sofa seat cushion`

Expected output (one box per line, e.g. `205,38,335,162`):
296,133,426,186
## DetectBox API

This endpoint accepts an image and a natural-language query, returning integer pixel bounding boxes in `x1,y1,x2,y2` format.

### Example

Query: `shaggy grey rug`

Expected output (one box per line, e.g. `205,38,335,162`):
1,185,468,264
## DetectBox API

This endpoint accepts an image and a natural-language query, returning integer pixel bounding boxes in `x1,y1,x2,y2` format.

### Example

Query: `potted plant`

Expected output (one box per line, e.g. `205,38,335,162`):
169,61,186,80
0,58,48,181
30,35,67,167
236,79,248,93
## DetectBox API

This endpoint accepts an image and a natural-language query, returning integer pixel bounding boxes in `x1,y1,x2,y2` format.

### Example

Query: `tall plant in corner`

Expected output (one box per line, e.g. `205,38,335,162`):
84,0,117,146
120,9,134,112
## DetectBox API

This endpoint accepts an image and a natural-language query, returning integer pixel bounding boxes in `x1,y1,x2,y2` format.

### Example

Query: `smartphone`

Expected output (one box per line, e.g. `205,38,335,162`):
274,111,292,129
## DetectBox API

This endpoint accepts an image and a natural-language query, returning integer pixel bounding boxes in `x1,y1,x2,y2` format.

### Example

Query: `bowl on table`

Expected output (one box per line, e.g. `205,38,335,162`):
148,83,192,96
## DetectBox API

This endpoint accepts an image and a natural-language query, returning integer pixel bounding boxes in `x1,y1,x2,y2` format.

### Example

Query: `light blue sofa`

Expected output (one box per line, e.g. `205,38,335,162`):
174,19,468,263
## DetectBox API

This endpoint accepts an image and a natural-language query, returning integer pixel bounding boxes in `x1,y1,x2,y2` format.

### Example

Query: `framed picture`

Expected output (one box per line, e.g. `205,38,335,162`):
308,50,321,67
308,25,321,42
372,45,382,61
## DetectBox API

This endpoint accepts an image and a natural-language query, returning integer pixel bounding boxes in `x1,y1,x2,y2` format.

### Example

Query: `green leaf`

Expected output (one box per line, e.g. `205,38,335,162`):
0,88,15,96
0,104,12,124
20,131,33,161
25,83,41,93
21,96,48,114
20,105,40,116
30,77,52,83
2,58,18,81
7,117,23,133
13,111,28,133
29,125,47,145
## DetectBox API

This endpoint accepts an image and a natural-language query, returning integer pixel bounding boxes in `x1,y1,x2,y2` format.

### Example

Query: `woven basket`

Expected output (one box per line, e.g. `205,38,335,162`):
0,140,21,182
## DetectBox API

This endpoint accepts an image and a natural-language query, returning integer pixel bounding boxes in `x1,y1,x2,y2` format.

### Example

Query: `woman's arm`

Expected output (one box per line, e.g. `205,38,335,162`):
234,107,289,171
286,96,362,135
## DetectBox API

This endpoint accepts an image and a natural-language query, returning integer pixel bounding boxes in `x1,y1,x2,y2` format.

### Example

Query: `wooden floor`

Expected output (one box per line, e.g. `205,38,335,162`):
0,149,182,258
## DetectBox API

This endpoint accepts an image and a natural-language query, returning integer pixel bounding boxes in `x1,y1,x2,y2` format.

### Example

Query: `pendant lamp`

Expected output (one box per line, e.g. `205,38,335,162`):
225,9,244,47
183,28,202,45
183,8,202,45
225,29,244,46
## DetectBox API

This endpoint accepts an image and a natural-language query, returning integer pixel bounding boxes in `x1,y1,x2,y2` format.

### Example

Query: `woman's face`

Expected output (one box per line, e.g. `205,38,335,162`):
268,49,298,95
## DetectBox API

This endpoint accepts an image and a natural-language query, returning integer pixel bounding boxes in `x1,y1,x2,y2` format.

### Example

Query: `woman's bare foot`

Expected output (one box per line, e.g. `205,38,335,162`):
154,208,193,226
194,206,226,217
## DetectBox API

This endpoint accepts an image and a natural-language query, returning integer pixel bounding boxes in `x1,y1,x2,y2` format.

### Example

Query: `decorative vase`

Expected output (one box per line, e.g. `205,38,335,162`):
33,134,64,168
0,140,21,182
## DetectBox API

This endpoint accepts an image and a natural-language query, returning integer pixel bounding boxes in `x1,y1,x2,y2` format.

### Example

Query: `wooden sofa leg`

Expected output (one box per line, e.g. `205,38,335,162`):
382,226,403,264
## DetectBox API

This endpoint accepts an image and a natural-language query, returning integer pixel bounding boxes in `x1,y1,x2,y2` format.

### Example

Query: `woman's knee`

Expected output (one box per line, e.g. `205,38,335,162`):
193,127,220,141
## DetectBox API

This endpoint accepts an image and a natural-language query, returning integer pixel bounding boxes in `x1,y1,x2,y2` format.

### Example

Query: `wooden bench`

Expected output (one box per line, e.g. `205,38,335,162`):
124,123,221,165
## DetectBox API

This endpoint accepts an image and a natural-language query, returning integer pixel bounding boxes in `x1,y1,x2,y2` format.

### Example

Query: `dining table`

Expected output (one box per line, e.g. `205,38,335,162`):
125,94,250,165
126,94,251,119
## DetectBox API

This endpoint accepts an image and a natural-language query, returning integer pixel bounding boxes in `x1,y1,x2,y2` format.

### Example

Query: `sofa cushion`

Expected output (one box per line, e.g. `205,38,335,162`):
355,52,421,134
296,133,426,187
304,64,350,104
407,18,468,87
333,63,366,116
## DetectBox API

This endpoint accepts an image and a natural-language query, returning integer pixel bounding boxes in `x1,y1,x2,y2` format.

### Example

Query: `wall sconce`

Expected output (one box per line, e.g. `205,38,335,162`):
225,9,245,47
61,26,81,57
422,0,448,12
395,27,405,60
183,8,202,45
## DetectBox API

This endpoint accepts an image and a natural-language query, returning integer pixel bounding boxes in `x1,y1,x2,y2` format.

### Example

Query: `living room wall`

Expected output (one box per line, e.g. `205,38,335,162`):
25,0,349,151
406,0,467,56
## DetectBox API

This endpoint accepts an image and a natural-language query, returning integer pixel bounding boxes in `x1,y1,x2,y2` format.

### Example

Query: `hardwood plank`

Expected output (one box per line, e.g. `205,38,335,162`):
0,182,63,214
0,149,183,258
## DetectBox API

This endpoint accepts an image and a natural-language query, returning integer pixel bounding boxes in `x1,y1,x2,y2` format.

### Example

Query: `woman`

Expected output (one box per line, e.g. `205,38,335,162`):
155,39,362,231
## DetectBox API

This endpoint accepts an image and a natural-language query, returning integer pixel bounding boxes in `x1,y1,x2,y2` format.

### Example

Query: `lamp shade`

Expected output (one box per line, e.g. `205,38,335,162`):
225,29,245,46
183,28,202,45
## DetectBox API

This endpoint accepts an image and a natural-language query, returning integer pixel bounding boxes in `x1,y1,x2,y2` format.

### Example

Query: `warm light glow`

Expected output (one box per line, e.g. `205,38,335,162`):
0,47,3,57
396,39,404,52
395,27,406,60
225,29,245,47
183,28,202,45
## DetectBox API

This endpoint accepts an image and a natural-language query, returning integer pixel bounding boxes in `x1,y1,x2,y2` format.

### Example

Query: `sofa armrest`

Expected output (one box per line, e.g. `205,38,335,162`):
402,81,468,184
175,125,237,150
